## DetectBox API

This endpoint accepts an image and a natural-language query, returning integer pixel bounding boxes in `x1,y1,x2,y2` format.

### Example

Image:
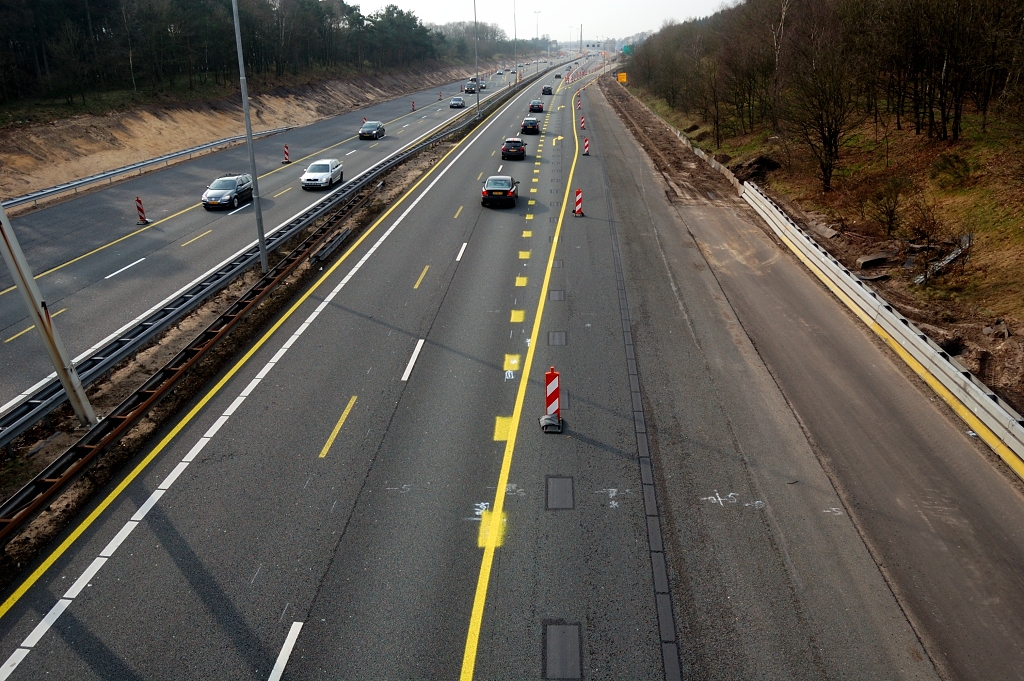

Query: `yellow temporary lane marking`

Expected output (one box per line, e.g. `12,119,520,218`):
527,200,536,206
493,416,512,441
477,510,505,547
180,230,212,247
414,265,430,289
454,206,464,219
0,105,492,623
477,172,483,181
510,310,525,323
515,276,527,287
525,214,534,220
460,93,582,680
370,142,379,147
522,230,532,237
491,150,496,157
771,216,1024,480
319,395,358,458
273,187,292,198
535,162,541,166
529,189,537,194
503,354,521,371
518,251,530,259
4,308,66,343
531,179,539,183
0,203,198,298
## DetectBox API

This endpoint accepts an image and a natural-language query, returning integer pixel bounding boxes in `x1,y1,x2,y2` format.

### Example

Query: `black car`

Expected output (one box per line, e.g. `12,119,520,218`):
521,117,540,134
541,85,553,95
481,176,519,207
529,99,544,112
501,137,527,160
202,173,252,210
554,73,561,79
359,121,385,139
465,82,477,94
450,97,466,108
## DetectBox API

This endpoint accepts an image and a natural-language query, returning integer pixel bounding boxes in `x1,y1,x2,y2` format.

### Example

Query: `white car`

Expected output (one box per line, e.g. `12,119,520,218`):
301,158,343,189
497,69,504,75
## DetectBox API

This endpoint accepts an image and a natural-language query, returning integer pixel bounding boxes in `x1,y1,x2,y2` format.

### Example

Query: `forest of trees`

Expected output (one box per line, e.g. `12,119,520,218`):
628,0,1024,190
0,0,549,107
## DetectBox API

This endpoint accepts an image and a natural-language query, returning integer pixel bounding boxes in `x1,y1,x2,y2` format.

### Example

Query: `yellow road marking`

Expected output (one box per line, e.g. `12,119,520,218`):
273,187,292,198
491,150,496,156
180,230,212,247
535,162,541,166
531,178,539,183
510,310,525,322
515,277,527,287
493,416,512,441
454,206,464,219
0,203,198,298
522,230,532,237
518,251,530,259
414,265,430,289
477,172,483,181
0,104,494,624
503,355,521,371
319,395,358,458
4,308,66,343
459,75,582,681
370,142,379,147
529,189,537,194
477,510,505,547
525,214,534,221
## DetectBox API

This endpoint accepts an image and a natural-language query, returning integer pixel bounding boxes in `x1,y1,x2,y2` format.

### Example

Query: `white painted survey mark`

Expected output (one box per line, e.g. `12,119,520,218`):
104,258,145,279
268,621,304,681
456,243,467,261
401,339,425,381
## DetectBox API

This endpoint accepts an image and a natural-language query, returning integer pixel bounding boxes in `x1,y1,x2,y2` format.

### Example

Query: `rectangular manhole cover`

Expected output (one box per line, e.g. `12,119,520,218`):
548,331,566,346
549,290,565,301
545,623,581,679
546,476,574,510
553,260,563,268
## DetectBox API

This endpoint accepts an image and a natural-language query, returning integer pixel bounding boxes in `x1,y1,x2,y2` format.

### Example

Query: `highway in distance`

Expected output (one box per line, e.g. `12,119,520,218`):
0,61,1023,680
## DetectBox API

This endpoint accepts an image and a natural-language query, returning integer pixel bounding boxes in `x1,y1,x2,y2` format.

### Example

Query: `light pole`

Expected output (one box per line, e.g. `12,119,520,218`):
230,0,269,274
533,11,541,74
513,0,518,82
472,0,481,115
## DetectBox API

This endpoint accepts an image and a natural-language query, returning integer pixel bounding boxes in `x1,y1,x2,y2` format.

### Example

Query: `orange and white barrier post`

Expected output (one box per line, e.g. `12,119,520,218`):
577,97,582,110
363,117,367,124
574,189,583,216
546,367,561,421
583,137,590,155
411,101,416,112
282,144,291,164
136,196,151,225
438,91,442,100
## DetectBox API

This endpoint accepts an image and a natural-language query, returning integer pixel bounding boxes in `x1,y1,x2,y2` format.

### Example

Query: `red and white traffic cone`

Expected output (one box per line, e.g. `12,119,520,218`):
540,367,562,432
574,189,583,216
363,117,367,124
580,115,586,130
577,98,582,110
583,137,590,155
135,196,151,225
438,91,442,100
281,144,291,164
412,101,416,112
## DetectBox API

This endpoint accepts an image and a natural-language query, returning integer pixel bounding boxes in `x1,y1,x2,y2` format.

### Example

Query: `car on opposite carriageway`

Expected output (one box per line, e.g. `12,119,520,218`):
202,173,252,210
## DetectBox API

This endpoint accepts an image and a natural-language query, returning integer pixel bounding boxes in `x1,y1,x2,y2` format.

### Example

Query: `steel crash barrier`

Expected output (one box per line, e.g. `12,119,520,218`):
0,67,557,544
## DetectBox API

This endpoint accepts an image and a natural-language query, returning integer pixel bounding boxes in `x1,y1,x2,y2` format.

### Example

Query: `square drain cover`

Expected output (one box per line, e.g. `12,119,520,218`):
546,476,574,509
545,623,581,679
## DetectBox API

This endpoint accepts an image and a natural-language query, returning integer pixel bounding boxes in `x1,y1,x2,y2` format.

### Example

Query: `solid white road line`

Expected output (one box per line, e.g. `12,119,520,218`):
401,339,425,382
228,203,251,215
456,243,468,262
103,258,145,280
268,621,304,681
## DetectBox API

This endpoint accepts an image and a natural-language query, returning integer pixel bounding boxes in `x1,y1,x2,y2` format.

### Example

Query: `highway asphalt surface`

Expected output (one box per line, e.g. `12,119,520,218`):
0,68,529,409
1,59,1021,681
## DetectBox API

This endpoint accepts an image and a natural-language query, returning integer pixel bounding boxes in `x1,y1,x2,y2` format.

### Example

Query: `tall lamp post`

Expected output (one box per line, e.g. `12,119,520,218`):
513,0,518,82
533,11,541,74
230,0,269,274
473,0,480,116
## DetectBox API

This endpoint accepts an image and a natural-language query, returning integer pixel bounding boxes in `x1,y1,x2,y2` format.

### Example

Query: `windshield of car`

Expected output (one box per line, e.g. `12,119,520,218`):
308,164,330,173
209,178,236,190
360,123,378,131
524,119,537,125
484,177,513,190
532,100,542,105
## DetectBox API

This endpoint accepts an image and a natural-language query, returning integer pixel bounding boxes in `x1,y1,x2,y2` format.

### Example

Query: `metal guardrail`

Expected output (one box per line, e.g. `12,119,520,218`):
1,127,291,209
0,68,549,456
741,182,1024,479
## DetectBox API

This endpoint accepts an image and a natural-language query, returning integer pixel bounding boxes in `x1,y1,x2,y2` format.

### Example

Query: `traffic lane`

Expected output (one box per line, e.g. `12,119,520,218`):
0,83,543,677
0,133,480,677
591,88,938,678
475,143,663,677
686,205,1024,675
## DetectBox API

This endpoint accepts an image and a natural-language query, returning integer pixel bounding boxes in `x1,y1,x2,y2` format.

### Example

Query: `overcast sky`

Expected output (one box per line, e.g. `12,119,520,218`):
356,0,726,44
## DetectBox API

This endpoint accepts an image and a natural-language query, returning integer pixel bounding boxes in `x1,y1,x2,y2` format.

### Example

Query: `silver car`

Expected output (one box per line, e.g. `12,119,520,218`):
300,159,343,189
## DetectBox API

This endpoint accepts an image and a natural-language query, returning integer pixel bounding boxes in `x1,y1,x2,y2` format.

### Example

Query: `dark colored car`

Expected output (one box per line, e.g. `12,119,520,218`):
450,96,466,108
481,175,519,207
521,117,540,134
479,80,487,90
541,85,553,95
529,99,544,112
501,137,526,160
465,82,477,94
359,121,385,139
554,73,561,79
202,173,252,210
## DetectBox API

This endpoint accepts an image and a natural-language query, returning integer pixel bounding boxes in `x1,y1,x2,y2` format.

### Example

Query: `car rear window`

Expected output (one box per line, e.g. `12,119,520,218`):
308,164,330,173
485,178,512,189
210,178,236,190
